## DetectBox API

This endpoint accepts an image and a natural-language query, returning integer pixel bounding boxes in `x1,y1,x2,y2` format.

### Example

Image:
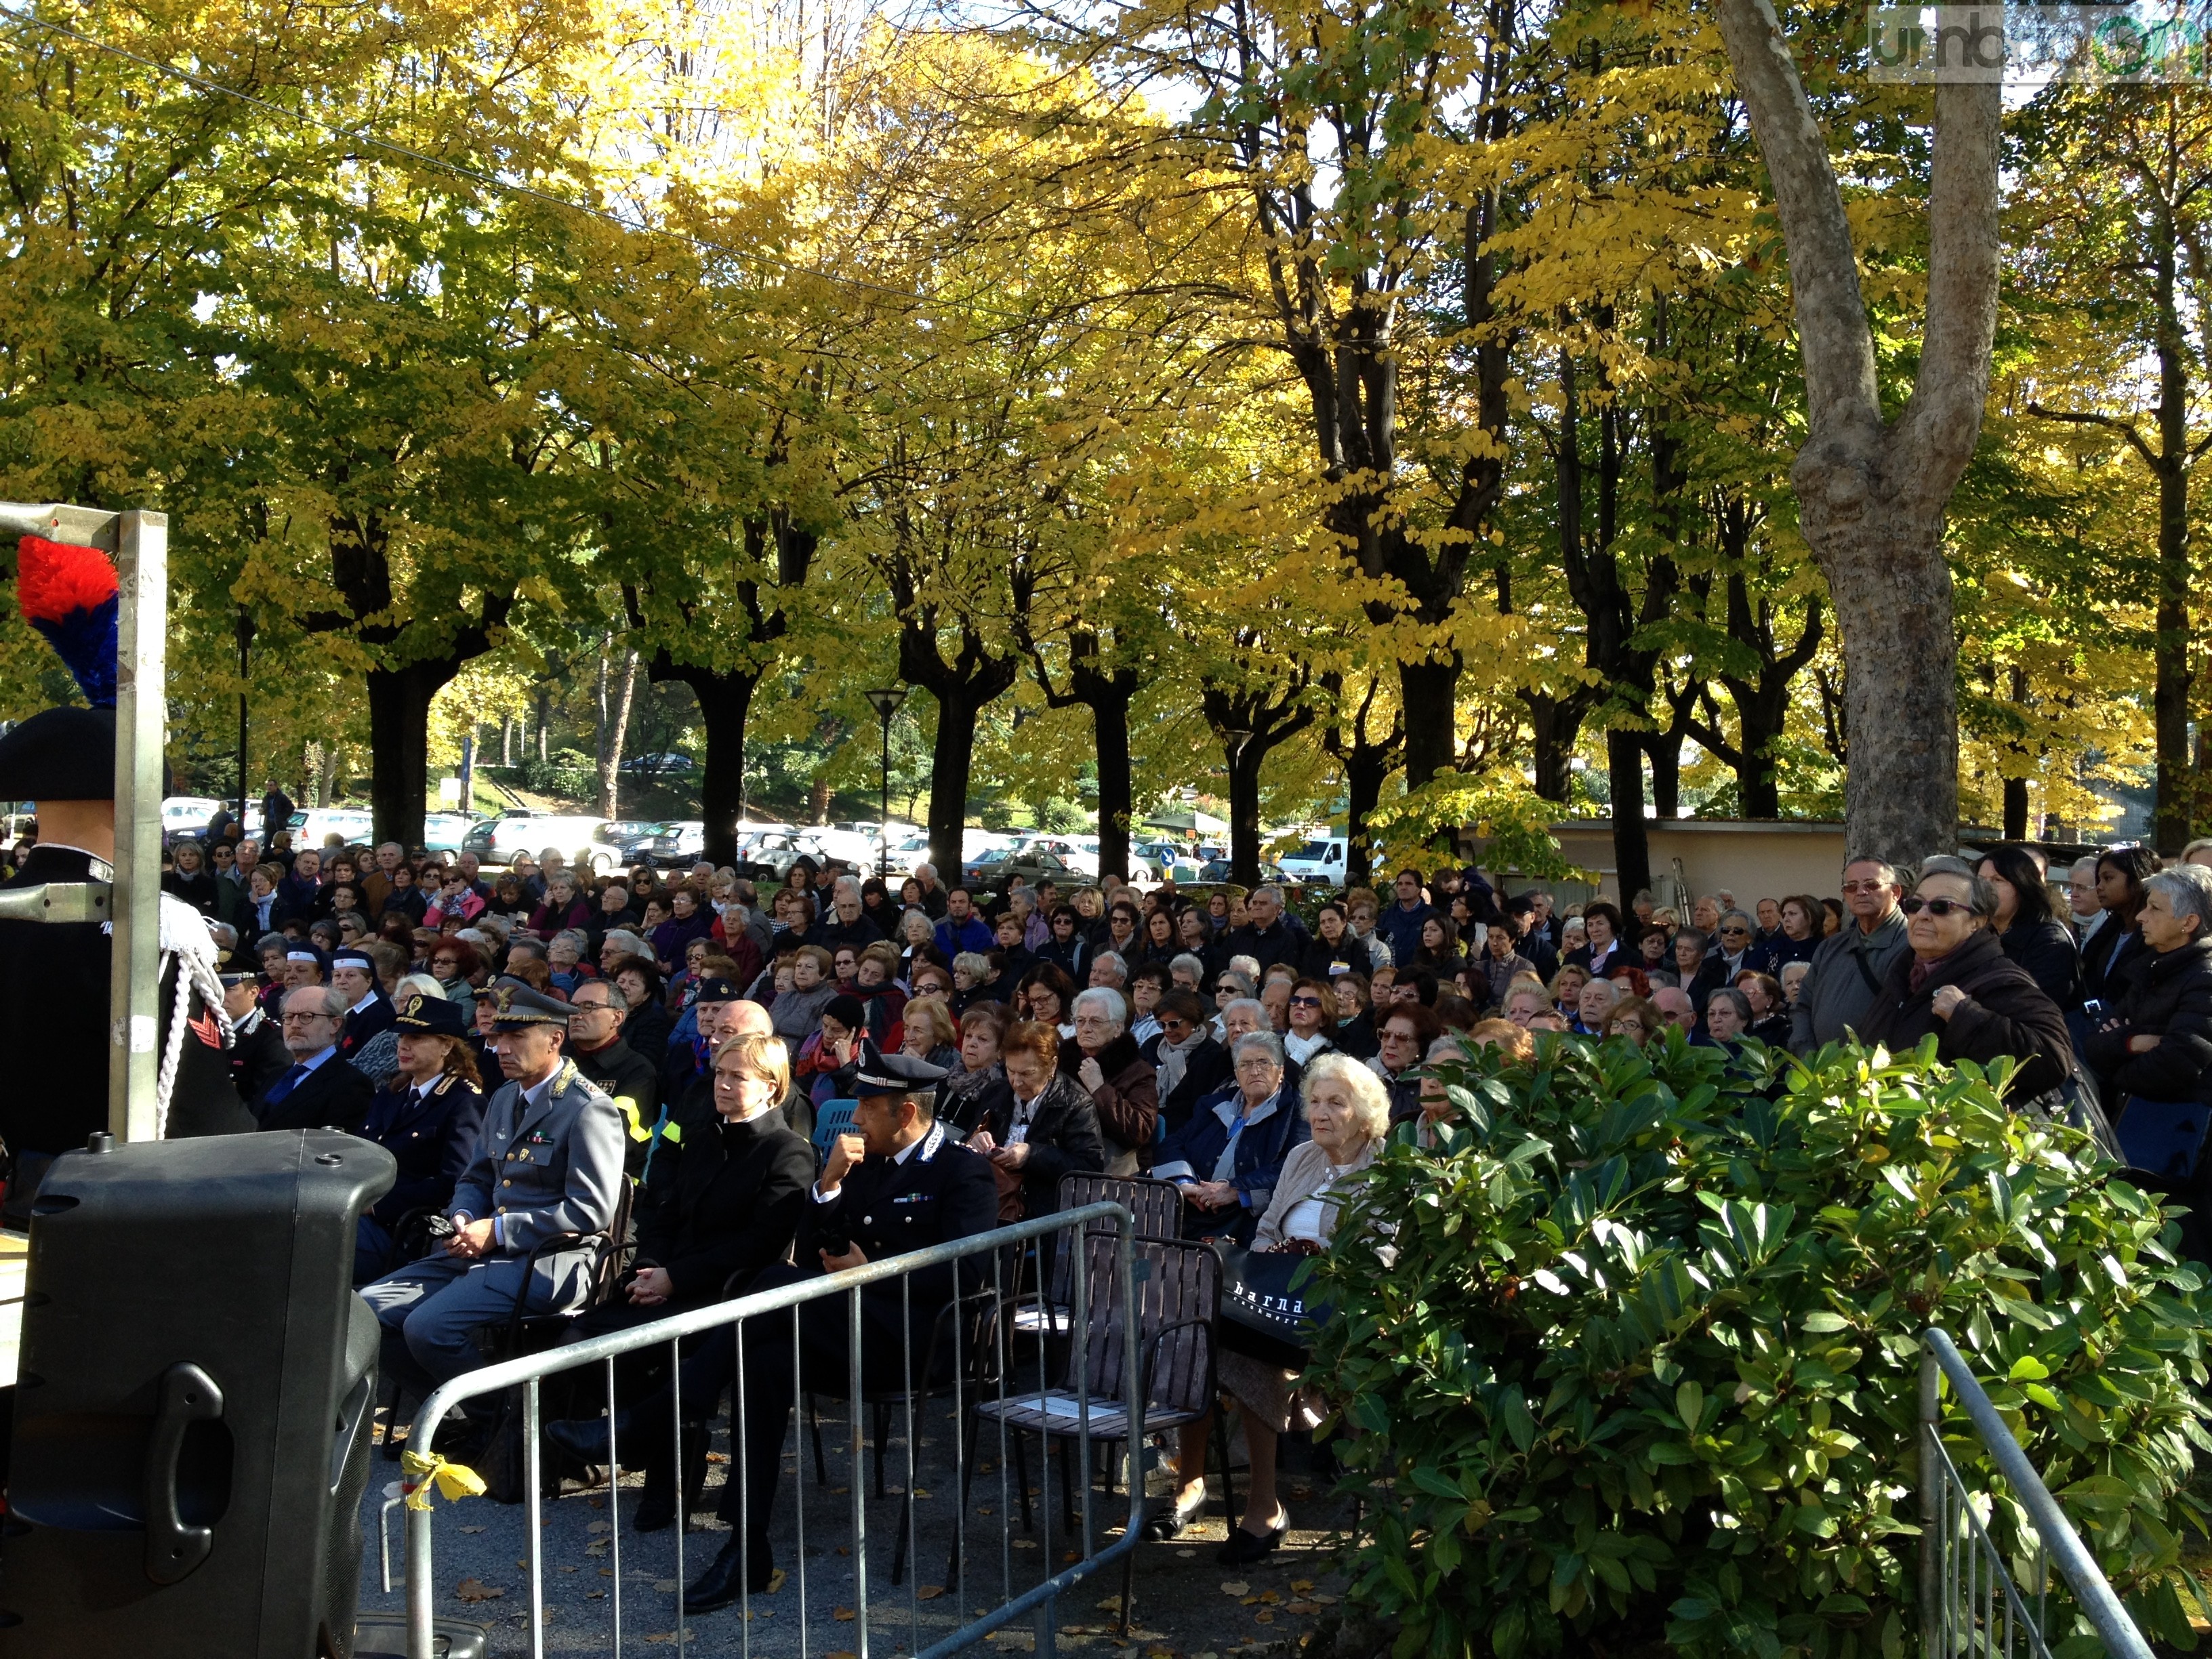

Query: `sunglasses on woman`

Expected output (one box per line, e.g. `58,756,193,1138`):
1900,896,1971,918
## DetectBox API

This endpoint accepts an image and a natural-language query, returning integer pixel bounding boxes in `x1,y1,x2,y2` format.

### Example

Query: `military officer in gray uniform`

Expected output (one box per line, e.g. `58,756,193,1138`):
361,977,626,1402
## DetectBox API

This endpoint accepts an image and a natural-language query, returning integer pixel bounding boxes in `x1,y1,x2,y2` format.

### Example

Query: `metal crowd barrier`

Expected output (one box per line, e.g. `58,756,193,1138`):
1919,1328,2154,1659
390,1202,1145,1659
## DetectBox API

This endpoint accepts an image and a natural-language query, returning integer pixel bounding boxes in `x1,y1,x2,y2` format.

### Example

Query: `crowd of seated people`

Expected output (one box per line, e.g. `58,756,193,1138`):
121,819,2212,1601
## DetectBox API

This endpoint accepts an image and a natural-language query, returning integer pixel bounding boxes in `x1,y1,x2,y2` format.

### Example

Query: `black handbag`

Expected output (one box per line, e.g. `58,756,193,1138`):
1217,1244,1330,1369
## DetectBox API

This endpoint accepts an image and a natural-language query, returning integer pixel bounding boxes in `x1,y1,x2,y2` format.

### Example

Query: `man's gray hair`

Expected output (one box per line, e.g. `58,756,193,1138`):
1227,954,1261,981
602,929,648,958
2148,865,2212,939
834,875,861,901
1090,950,1128,985
1231,1029,1286,1067
1073,987,1127,1030
287,983,348,1018
1170,951,1206,980
914,862,937,882
1253,884,1283,906
1842,853,1900,884
506,937,548,962
1914,854,1995,917
2071,854,2102,879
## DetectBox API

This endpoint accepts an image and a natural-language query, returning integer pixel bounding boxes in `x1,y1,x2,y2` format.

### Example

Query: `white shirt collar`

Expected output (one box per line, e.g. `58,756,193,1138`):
350,991,380,1017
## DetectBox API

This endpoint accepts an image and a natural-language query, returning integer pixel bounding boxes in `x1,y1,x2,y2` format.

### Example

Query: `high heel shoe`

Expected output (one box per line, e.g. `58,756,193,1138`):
1216,1519,1286,1565
1143,1488,1208,1540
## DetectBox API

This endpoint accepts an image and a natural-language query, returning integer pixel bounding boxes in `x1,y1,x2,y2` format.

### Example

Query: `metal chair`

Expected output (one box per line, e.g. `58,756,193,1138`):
954,1235,1223,1630
1010,1174,1183,1336
378,1181,636,1470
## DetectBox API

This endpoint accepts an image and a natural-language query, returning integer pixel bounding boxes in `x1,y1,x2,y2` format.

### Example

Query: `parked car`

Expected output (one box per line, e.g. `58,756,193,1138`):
1134,840,1205,882
1197,859,1289,886
421,813,476,855
1278,836,1348,886
642,821,706,867
619,752,693,775
462,808,538,859
476,813,616,872
737,830,828,882
286,807,377,850
161,796,226,846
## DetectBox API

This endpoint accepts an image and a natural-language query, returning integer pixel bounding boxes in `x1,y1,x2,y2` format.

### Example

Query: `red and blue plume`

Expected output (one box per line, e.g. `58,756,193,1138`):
16,534,119,709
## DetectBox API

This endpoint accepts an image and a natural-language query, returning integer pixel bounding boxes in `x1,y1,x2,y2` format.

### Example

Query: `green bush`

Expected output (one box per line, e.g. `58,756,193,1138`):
516,747,596,800
1310,1035,2212,1659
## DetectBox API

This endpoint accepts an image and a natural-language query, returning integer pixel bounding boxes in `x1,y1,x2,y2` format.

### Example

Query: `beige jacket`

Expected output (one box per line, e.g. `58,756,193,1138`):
1250,1137,1378,1252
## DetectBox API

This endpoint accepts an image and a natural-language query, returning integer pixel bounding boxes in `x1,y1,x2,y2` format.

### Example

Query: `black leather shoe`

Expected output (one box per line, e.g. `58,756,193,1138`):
1216,1523,1286,1565
632,1490,674,1533
544,1417,613,1465
1144,1490,1206,1540
683,1537,777,1614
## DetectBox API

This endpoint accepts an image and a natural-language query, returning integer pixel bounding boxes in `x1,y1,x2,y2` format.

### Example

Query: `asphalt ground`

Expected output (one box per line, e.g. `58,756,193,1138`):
356,1398,1355,1658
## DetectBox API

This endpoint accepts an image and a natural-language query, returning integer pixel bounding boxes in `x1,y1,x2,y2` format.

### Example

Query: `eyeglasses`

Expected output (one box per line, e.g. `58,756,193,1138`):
1288,994,1323,1007
1721,926,1750,937
281,1011,337,1025
1900,896,1972,918
1839,880,1889,895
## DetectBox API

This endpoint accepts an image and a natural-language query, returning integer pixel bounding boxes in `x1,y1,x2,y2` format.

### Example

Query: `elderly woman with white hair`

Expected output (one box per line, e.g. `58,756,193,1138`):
2085,862,2212,1109
1063,985,1158,1174
1149,1052,1389,1563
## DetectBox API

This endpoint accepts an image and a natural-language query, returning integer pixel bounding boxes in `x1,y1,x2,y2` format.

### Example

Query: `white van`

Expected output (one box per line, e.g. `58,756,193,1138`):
1278,836,1349,884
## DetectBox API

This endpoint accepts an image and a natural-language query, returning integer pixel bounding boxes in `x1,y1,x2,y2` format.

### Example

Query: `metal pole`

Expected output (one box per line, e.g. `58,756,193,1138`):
110,510,166,1144
1919,1340,1941,1649
880,710,892,879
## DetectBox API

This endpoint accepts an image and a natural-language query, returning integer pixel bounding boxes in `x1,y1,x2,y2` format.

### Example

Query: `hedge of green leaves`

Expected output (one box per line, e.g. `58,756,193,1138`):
1308,1034,2212,1659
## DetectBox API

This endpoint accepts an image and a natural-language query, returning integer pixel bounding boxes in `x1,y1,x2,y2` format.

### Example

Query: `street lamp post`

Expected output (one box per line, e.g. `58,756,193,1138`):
863,687,908,878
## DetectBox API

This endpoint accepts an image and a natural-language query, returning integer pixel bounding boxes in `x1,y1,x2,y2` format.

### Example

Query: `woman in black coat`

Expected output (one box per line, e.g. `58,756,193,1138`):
1856,857,2074,1103
2081,846,2160,1015
1978,844,2080,1010
2083,867,2212,1105
162,840,222,917
970,1019,1105,1221
352,999,487,1284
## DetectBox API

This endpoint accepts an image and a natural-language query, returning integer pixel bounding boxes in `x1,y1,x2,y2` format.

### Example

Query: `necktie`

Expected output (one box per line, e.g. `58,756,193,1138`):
265,1063,310,1105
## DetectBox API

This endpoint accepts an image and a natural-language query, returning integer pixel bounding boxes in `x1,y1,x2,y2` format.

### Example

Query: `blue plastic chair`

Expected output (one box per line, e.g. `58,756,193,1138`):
811,1098,858,1156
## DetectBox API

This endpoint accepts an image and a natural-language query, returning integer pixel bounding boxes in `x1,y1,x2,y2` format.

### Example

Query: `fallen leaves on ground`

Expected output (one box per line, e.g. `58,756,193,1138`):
766,1568,788,1594
654,1579,679,1593
1220,1582,1248,1597
588,1520,612,1534
918,1586,947,1601
834,1606,857,1621
455,1579,504,1603
1254,1612,1275,1625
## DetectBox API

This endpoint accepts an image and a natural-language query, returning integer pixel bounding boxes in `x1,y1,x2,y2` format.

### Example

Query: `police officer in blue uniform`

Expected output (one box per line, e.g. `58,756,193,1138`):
358,978,625,1402
351,993,488,1284
684,1045,998,1610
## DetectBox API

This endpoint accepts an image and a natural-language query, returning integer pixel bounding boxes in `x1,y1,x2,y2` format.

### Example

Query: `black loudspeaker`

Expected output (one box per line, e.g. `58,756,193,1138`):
0,1129,396,1658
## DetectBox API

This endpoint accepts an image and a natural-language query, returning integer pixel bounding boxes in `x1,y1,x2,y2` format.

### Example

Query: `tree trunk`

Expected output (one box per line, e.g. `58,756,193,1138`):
1523,691,1586,803
1399,658,1458,787
1344,738,1396,889
2152,222,2194,853
459,729,476,819
367,663,442,849
1607,727,1652,903
535,687,551,764
1647,730,1681,820
596,644,640,819
1090,687,1134,881
683,672,758,867
1225,736,1265,886
923,687,989,882
1715,0,2000,863
501,717,514,766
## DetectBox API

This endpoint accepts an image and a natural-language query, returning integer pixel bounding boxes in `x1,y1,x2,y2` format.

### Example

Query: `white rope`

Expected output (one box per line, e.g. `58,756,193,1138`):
153,894,234,1138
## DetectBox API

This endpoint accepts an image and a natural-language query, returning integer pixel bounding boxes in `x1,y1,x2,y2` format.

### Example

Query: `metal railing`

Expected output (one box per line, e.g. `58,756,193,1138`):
1918,1328,2154,1659
390,1201,1146,1659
